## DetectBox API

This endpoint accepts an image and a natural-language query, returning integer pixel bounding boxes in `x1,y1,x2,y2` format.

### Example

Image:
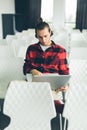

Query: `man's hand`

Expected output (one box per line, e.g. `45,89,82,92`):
55,85,69,92
30,69,43,76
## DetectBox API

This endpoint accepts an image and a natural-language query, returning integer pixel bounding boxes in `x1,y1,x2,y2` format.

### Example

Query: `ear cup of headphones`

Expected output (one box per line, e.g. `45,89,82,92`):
51,31,53,36
35,33,37,38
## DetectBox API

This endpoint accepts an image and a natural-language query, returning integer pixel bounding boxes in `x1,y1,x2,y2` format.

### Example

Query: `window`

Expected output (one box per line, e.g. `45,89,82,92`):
41,0,53,22
65,0,77,28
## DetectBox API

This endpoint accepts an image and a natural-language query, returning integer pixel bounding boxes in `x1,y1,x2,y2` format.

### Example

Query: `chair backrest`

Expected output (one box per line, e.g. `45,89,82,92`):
70,30,87,47
17,45,28,59
63,83,87,130
69,59,87,85
69,47,87,59
0,39,7,45
11,39,27,57
0,45,14,58
63,59,87,130
82,29,87,41
0,57,26,99
3,81,56,130
6,35,17,45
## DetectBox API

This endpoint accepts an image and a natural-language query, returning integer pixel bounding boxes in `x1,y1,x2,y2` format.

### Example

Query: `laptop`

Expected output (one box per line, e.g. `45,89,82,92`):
26,73,71,90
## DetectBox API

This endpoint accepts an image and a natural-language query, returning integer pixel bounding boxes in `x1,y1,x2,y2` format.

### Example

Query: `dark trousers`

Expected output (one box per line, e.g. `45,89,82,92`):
0,99,11,130
51,114,68,130
0,112,11,130
51,100,68,130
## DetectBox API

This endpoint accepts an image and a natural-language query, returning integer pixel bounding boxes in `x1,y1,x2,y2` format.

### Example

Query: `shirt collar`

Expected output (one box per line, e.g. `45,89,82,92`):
38,41,56,49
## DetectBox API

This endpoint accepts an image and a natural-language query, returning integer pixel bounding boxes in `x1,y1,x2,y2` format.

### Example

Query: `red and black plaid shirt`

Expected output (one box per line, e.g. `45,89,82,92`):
23,41,69,75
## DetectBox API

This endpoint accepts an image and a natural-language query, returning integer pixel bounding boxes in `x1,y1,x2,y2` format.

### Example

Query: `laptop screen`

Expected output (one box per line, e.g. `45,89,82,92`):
27,74,71,90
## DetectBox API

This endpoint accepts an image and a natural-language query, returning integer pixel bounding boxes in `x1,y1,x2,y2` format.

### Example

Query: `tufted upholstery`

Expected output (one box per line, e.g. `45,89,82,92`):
3,81,56,130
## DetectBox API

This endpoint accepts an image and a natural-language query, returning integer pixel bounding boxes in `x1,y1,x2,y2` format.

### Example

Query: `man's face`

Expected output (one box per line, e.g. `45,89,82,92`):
36,27,51,46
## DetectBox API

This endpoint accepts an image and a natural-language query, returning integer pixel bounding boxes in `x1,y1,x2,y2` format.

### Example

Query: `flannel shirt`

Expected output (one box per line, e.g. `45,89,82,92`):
23,41,69,75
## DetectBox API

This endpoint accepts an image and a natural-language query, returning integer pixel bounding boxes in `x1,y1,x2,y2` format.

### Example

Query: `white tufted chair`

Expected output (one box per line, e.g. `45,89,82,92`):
3,81,56,130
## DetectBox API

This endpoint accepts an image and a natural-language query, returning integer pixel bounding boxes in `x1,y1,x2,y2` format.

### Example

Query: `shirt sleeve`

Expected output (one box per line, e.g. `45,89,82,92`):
23,46,33,75
58,49,69,75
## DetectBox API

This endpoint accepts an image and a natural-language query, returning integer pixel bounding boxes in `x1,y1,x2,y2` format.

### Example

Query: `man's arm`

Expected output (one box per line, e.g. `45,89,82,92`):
30,69,43,76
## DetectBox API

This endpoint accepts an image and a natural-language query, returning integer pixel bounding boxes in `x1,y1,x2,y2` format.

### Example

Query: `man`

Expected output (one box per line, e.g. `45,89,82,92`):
23,21,69,93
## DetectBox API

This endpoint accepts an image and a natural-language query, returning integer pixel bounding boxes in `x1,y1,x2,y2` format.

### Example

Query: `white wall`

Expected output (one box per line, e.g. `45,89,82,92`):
53,0,65,29
0,0,15,39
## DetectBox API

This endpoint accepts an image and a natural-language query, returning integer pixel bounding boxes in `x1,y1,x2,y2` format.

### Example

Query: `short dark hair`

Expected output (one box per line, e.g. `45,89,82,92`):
35,21,53,38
